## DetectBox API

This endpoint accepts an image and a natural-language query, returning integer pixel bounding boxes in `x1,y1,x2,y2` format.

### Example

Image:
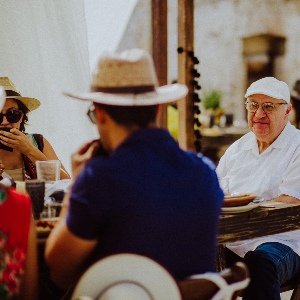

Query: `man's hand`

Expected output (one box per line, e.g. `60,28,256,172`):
71,140,100,179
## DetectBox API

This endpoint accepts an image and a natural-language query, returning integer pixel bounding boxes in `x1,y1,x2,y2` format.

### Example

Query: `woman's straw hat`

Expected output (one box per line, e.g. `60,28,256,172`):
71,253,182,300
64,48,188,106
0,77,41,111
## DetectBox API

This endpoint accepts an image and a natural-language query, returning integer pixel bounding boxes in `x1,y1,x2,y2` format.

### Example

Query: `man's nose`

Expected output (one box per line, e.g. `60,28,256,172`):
254,105,267,118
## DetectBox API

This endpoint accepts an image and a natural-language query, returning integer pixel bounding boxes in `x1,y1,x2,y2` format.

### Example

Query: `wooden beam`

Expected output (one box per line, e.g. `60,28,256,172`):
177,0,195,151
151,0,168,128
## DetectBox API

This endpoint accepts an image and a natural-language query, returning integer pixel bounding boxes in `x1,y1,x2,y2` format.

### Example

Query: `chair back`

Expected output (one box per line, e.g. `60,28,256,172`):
179,262,250,300
71,253,181,300
280,273,300,300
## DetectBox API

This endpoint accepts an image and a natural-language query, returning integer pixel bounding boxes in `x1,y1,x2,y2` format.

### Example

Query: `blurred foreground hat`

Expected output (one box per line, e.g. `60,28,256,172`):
245,77,290,103
64,48,188,106
291,80,300,101
0,77,41,111
71,253,181,300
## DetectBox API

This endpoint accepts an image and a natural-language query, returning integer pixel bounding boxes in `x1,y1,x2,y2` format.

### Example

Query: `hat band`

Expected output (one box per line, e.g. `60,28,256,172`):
5,90,21,97
91,85,155,94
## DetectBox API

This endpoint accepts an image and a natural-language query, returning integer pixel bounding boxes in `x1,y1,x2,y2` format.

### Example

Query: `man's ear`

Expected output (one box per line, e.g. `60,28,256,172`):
286,103,293,116
94,105,108,124
156,104,162,119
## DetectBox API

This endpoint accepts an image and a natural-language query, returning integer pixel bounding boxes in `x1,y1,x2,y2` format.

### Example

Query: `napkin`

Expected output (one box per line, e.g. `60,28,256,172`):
45,179,72,205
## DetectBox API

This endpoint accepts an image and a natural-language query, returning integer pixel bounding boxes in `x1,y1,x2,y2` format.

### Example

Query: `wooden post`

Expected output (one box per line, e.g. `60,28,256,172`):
151,0,168,128
177,0,195,151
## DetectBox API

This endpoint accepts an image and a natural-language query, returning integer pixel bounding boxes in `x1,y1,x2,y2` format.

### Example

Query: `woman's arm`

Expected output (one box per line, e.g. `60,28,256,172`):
40,137,71,179
20,216,38,300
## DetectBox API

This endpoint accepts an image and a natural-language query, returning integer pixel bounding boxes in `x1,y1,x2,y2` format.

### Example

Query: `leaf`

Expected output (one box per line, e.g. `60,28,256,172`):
202,90,223,110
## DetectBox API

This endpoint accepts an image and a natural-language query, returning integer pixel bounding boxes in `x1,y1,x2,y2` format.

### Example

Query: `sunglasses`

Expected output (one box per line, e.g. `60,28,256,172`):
87,105,96,124
0,109,23,124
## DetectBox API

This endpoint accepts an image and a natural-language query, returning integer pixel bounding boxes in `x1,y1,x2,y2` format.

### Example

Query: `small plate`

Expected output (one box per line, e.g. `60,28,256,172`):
35,217,59,237
224,192,250,199
223,193,257,207
221,197,265,214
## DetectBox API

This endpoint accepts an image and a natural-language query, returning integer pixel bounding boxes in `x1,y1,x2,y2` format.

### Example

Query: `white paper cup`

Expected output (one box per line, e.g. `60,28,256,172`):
36,160,61,183
15,181,26,193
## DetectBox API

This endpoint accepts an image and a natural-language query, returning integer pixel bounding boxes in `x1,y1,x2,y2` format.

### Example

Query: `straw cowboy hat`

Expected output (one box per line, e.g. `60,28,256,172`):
0,77,41,111
71,253,182,300
64,48,188,106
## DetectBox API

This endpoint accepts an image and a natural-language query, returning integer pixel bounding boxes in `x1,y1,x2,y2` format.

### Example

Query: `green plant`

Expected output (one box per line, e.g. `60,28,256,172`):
202,90,223,111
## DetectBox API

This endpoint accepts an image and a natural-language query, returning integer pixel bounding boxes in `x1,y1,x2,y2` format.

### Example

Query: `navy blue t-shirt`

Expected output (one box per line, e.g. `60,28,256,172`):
67,128,223,280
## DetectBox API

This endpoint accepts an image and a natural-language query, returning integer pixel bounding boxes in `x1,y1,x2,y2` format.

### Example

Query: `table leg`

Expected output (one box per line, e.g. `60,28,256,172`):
216,244,227,271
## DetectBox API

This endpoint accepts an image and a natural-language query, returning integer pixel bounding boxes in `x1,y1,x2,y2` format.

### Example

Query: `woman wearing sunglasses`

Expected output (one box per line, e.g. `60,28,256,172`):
0,77,70,181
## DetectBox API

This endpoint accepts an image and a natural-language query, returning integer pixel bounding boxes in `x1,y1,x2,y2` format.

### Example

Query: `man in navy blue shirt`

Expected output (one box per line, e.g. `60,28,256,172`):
45,48,224,290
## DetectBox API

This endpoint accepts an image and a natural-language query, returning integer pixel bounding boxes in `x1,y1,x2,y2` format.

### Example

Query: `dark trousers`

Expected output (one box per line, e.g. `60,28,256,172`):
225,242,300,300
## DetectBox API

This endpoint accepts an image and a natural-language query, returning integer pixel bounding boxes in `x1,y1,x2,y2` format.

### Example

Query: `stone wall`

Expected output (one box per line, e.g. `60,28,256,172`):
117,0,300,123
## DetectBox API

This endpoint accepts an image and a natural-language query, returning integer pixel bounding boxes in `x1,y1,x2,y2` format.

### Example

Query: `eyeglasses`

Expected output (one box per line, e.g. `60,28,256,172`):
245,101,287,113
0,109,23,124
87,105,96,124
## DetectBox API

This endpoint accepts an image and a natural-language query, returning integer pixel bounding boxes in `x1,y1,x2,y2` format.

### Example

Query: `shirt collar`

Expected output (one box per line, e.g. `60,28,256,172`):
240,122,293,153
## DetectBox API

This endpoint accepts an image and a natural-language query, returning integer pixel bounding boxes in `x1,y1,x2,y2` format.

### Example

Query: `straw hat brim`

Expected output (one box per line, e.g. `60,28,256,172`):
6,96,41,111
64,84,188,106
71,253,182,300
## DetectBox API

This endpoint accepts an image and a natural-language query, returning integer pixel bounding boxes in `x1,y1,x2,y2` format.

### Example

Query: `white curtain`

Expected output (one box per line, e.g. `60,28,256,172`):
84,0,139,70
0,0,139,174
0,0,99,174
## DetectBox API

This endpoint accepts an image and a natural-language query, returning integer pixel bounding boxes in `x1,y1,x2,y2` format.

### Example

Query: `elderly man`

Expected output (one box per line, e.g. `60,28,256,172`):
217,77,300,299
45,48,223,290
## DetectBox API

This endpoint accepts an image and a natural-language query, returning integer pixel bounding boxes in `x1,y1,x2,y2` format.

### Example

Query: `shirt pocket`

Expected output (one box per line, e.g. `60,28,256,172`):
261,174,282,199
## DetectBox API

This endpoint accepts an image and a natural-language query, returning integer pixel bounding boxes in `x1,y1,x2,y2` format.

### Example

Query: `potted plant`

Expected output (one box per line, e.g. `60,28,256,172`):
202,89,224,127
203,90,222,111
202,89,233,127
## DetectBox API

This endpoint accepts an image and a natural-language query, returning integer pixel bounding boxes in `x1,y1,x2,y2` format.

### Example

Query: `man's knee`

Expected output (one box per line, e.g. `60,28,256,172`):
244,249,277,276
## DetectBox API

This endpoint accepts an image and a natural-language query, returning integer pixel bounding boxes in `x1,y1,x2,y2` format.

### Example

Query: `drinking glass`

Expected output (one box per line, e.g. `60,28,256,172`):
36,160,61,183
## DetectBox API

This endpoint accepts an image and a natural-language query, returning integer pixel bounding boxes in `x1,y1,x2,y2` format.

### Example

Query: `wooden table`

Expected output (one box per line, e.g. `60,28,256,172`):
37,203,300,284
217,203,300,270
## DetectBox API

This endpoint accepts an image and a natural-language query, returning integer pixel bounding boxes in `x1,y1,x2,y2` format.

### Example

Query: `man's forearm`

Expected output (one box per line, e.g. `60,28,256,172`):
269,194,300,204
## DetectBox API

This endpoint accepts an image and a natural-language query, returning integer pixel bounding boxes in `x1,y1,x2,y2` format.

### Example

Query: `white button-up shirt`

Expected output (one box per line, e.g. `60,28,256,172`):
216,122,300,257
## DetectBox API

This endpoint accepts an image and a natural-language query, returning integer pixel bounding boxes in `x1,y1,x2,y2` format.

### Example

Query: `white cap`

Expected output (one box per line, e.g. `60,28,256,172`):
245,77,290,103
